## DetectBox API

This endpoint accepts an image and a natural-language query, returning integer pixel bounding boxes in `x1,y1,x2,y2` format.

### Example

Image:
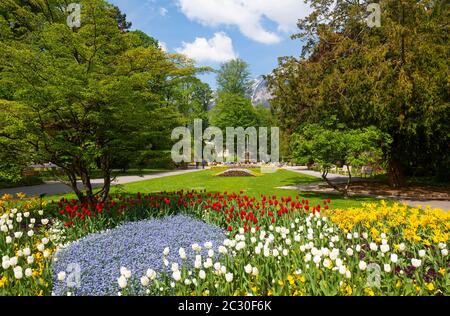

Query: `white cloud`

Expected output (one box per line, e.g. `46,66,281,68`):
175,32,237,63
159,41,168,52
176,0,311,44
159,7,168,17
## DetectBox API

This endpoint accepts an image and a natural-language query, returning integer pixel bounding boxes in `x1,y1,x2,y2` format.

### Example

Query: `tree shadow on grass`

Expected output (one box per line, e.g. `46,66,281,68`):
282,176,323,186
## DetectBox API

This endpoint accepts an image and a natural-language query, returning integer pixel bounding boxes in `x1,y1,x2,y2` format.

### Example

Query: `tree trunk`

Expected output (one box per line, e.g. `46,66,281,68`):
322,169,349,198
388,157,406,188
80,170,94,203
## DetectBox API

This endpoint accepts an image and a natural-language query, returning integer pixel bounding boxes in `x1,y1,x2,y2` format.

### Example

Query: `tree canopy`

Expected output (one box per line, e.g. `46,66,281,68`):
216,59,252,96
267,0,449,185
0,0,208,201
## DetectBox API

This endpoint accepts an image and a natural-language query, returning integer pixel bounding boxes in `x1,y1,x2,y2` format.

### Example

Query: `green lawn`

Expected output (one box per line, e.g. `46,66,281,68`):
47,169,379,209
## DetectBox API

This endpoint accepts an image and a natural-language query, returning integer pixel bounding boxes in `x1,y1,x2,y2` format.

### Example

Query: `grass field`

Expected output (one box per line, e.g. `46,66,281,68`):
46,168,380,209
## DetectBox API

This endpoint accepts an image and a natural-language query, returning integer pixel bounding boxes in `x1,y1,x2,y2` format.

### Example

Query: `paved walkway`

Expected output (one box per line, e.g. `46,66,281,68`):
0,169,203,197
282,167,450,211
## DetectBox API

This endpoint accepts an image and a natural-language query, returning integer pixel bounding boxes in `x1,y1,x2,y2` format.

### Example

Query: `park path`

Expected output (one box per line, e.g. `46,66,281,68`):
281,166,450,211
0,168,204,198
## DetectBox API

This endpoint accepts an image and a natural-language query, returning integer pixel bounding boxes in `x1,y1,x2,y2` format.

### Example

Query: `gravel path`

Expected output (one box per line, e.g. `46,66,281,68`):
0,169,203,197
281,167,450,211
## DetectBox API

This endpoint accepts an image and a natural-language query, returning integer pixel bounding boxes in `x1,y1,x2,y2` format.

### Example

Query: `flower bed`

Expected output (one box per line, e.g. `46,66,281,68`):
115,201,449,296
1,192,449,296
216,169,255,177
52,215,225,296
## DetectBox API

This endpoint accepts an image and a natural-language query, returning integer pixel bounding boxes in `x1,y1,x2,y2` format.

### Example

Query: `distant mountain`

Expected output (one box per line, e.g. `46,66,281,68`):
248,76,273,109
208,76,273,110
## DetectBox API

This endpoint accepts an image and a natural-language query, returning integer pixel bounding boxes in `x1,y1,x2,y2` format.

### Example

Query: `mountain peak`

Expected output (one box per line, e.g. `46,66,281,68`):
249,76,272,109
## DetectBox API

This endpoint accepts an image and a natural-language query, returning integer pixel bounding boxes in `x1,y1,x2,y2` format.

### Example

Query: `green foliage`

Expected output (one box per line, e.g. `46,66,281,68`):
0,0,204,201
209,93,258,130
216,59,252,96
291,124,392,172
267,0,449,184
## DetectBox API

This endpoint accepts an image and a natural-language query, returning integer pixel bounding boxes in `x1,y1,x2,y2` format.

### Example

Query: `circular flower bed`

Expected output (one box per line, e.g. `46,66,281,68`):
52,215,225,296
216,169,255,177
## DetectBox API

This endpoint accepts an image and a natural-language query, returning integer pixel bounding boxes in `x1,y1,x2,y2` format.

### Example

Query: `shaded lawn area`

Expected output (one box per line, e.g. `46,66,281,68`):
46,169,380,209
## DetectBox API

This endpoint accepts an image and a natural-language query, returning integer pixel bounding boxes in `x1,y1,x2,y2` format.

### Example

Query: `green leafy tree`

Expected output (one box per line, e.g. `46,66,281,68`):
0,0,201,202
209,93,258,131
268,0,449,186
292,124,392,197
216,59,252,96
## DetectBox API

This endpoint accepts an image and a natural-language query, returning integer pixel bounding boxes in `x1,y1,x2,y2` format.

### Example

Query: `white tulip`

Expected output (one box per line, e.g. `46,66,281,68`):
25,268,32,277
441,249,448,256
323,258,332,268
411,258,422,268
179,248,187,260
41,219,49,225
199,270,206,280
23,248,31,256
204,258,213,269
438,243,447,249
390,253,398,263
384,264,392,273
208,249,215,257
225,272,233,283
330,249,339,260
252,267,259,276
380,244,390,253
2,261,10,269
14,269,23,280
244,264,252,274
163,247,170,256
313,255,321,264
346,248,354,256
146,269,156,280
27,256,34,264
118,275,127,288
9,257,18,267
120,267,131,278
218,246,227,254
399,243,406,251
57,271,66,281
140,276,150,286
359,261,367,271
236,241,246,251
339,265,347,275
304,253,312,262
37,244,45,252
171,263,179,272
42,237,49,245
355,245,361,252
418,250,426,258
5,236,12,244
204,242,213,249
27,230,34,237
38,210,44,216
369,243,378,251
172,270,181,281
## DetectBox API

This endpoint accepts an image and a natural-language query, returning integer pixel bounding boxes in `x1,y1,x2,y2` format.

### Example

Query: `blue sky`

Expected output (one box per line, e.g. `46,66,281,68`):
107,0,310,88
